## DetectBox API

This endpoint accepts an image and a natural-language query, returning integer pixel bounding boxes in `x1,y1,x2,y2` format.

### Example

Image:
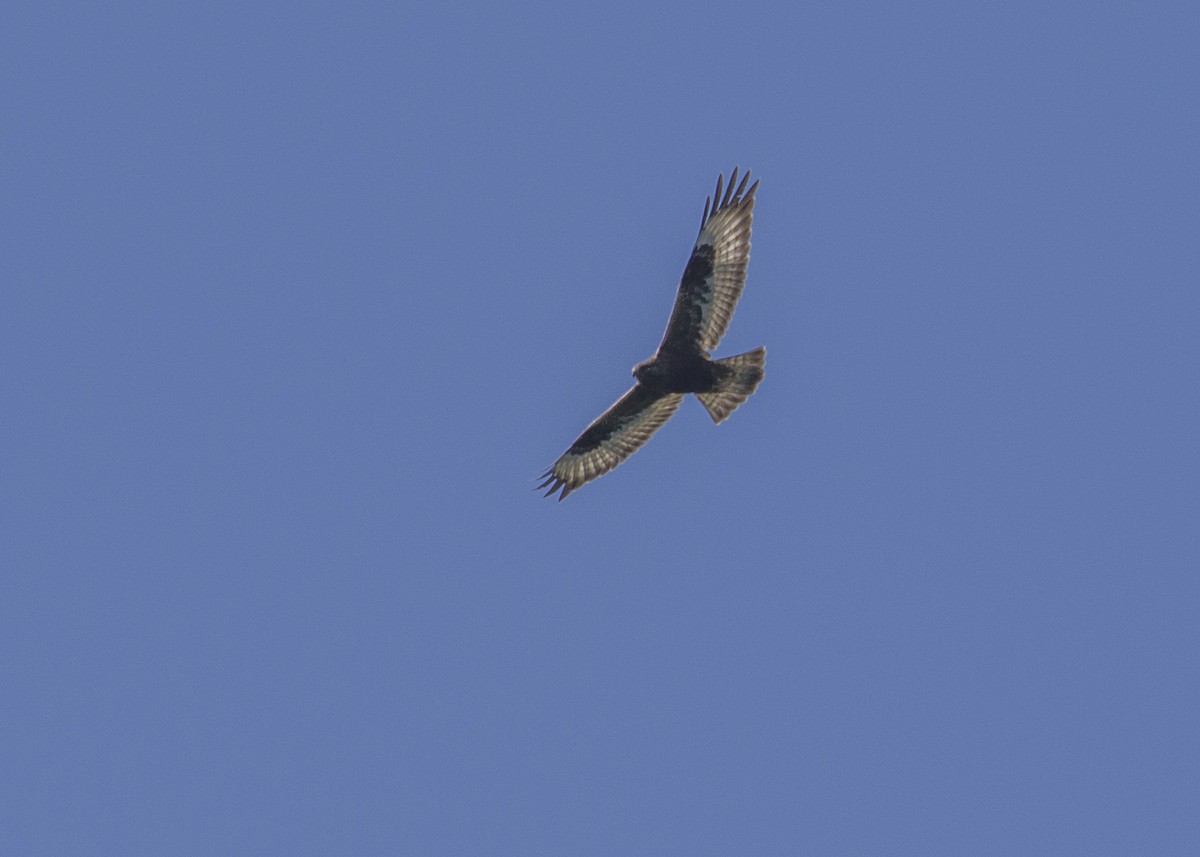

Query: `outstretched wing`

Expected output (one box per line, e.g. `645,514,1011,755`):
659,167,758,354
539,385,684,500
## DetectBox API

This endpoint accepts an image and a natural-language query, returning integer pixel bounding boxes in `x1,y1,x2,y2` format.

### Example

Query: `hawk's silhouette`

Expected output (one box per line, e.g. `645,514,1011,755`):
539,168,765,500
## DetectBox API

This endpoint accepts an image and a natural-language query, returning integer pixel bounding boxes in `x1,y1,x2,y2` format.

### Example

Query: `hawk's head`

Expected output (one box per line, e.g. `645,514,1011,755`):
632,357,665,386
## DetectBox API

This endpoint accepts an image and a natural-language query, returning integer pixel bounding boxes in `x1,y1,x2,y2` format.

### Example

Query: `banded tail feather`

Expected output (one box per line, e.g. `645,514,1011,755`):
696,346,766,424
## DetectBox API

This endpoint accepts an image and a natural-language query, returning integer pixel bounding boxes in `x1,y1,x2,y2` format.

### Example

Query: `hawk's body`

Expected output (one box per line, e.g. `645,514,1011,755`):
539,168,765,500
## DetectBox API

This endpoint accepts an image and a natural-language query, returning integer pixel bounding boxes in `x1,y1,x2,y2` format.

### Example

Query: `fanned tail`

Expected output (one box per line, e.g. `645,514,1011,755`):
696,347,766,423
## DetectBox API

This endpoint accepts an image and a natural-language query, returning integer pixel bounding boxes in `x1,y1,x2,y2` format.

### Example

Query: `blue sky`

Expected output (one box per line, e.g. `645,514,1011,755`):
4,2,1198,854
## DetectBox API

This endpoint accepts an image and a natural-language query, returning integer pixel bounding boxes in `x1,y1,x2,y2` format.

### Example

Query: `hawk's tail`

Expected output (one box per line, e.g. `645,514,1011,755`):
697,347,766,424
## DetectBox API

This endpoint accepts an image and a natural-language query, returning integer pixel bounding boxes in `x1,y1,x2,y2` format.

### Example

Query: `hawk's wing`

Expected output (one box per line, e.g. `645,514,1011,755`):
658,167,758,354
539,385,684,500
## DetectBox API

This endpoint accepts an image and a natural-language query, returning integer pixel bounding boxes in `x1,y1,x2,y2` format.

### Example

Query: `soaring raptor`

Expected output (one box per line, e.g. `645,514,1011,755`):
539,167,766,500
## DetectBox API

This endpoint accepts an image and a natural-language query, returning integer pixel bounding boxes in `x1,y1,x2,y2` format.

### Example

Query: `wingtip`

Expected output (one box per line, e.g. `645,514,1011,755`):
536,468,576,500
735,169,752,201
722,166,739,207
708,166,755,216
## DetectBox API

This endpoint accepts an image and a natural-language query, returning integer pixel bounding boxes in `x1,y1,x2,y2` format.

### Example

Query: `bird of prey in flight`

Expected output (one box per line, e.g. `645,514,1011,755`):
539,167,766,500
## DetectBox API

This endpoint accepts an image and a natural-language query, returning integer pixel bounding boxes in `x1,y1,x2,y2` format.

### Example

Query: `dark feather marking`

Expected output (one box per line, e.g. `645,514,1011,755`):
565,386,658,454
662,244,715,351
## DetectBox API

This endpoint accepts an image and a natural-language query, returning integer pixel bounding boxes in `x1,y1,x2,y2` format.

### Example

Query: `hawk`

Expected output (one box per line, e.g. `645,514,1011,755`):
539,167,766,500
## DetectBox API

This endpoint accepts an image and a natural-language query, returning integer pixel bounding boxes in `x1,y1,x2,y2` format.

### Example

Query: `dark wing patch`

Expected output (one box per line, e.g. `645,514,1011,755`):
538,385,684,500
658,167,758,354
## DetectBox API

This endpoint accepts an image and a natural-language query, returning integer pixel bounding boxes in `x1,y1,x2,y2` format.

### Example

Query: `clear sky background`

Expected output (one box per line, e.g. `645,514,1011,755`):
4,2,1198,854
